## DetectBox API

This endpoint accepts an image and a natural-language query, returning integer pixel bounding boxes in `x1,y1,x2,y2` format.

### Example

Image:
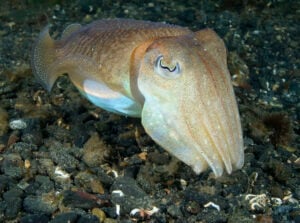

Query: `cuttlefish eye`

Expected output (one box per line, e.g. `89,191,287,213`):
154,55,181,79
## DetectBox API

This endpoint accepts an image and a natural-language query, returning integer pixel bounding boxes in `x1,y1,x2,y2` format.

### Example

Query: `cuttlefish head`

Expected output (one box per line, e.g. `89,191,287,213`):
133,29,244,177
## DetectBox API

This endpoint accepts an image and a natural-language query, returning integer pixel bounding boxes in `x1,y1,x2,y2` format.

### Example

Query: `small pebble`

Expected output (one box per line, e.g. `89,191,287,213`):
62,190,99,209
75,171,105,194
3,188,23,219
2,153,25,179
83,133,110,167
103,218,118,223
50,148,79,172
24,159,31,169
49,212,79,223
20,214,49,223
185,201,201,214
92,208,106,222
23,193,58,214
0,175,10,191
167,204,183,218
76,214,99,223
34,175,55,194
9,119,27,130
0,107,8,136
110,176,154,215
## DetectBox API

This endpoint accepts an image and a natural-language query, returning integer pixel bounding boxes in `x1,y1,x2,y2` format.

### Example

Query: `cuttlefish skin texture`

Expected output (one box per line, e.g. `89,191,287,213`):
32,19,244,177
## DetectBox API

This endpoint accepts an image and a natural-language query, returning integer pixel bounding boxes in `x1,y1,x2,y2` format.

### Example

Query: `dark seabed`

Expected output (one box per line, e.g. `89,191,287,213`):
0,0,299,222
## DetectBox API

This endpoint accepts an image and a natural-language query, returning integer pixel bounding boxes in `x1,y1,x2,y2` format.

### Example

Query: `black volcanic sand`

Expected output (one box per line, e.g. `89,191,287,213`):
0,1,299,222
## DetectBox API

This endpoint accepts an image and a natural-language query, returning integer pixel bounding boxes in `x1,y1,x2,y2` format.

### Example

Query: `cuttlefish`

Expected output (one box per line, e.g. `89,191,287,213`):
32,19,244,177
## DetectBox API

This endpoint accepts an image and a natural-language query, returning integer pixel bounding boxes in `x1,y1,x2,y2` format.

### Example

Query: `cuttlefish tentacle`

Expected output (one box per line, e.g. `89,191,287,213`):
32,19,244,176
32,25,56,91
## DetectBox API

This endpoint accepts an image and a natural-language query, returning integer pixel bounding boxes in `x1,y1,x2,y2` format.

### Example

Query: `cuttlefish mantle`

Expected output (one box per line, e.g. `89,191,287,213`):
32,18,244,177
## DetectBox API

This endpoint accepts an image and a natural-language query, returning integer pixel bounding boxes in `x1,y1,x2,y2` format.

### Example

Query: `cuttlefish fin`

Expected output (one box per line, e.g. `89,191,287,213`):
32,23,83,91
61,23,82,39
32,25,58,91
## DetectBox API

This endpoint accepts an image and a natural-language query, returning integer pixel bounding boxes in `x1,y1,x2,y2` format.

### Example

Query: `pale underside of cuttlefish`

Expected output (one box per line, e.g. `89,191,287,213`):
32,19,244,177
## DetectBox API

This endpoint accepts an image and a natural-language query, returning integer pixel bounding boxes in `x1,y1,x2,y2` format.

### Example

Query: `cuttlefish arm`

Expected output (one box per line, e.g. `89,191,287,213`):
32,19,244,176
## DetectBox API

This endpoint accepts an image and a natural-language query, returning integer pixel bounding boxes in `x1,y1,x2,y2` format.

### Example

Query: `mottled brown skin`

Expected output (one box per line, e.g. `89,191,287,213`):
32,19,244,176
